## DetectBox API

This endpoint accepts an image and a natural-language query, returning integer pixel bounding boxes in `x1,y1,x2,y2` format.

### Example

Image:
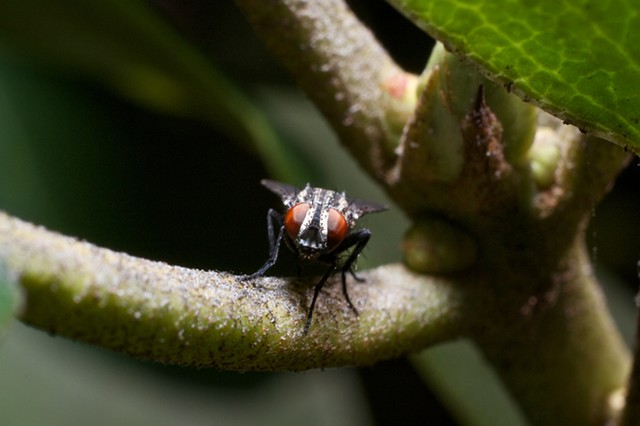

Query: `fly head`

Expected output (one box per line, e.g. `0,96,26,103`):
261,180,386,261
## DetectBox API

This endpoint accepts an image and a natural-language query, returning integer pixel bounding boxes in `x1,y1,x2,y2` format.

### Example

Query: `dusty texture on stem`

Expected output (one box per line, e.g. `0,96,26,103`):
465,239,630,426
0,211,464,370
235,0,408,179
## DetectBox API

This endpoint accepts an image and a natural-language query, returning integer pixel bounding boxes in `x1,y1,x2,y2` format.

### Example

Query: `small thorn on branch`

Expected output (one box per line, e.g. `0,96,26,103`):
461,85,510,179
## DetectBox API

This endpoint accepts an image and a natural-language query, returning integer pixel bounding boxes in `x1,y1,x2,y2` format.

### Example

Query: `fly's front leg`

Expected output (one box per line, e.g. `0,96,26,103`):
249,209,284,279
342,229,371,283
304,259,339,334
340,228,371,275
333,229,372,316
266,209,282,254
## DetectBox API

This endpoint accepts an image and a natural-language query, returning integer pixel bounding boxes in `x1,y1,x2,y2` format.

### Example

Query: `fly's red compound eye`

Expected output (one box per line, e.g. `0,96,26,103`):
285,203,310,240
326,209,348,250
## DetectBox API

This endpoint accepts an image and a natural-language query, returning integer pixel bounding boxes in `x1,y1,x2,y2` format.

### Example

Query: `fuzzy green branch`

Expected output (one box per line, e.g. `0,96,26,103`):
235,0,412,178
462,238,630,426
0,211,464,370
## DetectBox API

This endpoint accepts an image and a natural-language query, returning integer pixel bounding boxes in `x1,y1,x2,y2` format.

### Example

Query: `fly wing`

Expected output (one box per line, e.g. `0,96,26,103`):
261,179,301,206
346,198,387,221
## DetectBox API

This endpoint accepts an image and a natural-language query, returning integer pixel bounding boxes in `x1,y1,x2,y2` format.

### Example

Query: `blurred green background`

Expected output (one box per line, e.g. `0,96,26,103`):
0,1,637,425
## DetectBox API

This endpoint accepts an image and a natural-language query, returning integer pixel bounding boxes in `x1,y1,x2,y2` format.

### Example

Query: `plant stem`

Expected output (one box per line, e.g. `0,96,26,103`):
467,238,630,425
235,0,410,179
0,211,464,370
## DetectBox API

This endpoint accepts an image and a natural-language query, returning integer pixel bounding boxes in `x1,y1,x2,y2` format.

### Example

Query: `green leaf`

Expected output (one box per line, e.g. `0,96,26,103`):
388,0,640,153
0,0,305,181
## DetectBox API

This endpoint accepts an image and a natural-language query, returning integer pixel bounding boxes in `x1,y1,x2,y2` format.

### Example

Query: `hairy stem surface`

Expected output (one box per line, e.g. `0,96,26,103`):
0,211,464,370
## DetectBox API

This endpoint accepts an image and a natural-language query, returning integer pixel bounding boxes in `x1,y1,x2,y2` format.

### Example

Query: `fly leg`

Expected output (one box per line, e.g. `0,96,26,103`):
304,258,339,333
248,209,284,279
311,229,372,323
337,229,372,316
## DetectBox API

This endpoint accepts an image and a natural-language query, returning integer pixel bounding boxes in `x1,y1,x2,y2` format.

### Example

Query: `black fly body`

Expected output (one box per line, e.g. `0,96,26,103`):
249,179,386,333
